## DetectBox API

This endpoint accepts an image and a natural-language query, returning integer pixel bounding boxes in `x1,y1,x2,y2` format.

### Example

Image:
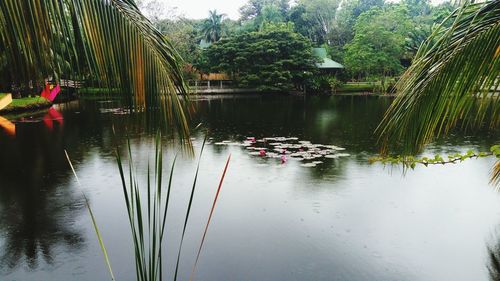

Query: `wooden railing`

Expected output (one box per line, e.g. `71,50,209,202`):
59,79,84,89
188,80,235,93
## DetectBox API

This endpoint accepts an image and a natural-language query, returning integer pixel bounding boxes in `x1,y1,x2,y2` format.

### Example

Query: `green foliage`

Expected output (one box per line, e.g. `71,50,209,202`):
78,87,121,96
0,0,190,138
491,145,500,159
10,96,50,107
292,0,341,44
377,0,500,154
330,0,385,45
402,0,431,17
201,10,227,43
344,6,412,78
0,96,51,113
288,5,316,41
307,76,343,94
369,147,496,170
239,0,290,22
155,18,202,65
201,25,316,92
337,82,376,93
116,134,226,281
67,133,232,281
405,25,433,60
237,0,290,31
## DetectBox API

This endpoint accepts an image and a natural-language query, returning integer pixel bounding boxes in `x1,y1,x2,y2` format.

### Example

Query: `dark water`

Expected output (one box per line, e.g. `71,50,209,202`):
0,95,499,281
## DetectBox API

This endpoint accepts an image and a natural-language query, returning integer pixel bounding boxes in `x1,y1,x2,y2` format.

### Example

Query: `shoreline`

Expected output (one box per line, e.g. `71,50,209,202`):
0,96,52,114
0,90,395,116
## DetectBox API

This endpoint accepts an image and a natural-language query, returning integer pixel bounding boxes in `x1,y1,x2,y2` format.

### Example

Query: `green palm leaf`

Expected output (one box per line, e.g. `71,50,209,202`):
0,0,190,137
377,0,499,154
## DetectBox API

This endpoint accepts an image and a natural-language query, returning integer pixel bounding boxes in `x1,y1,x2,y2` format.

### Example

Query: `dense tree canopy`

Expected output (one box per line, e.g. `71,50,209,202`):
133,0,457,83
239,0,290,21
344,5,412,78
200,24,316,92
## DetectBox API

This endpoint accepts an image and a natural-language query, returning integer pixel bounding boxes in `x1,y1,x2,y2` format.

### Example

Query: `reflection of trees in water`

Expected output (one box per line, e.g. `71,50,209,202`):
193,95,390,152
0,181,85,270
193,96,391,180
488,244,500,281
487,229,500,281
0,122,85,271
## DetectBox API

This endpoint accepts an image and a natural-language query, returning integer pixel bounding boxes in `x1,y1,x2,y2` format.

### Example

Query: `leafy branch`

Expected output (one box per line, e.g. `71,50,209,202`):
369,145,500,171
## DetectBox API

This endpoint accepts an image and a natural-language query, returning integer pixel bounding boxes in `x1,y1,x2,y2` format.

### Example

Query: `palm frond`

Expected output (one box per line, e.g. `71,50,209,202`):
377,0,500,154
0,0,190,137
492,161,500,187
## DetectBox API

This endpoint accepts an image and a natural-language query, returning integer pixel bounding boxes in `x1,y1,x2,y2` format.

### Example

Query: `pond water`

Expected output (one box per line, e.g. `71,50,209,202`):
0,95,499,281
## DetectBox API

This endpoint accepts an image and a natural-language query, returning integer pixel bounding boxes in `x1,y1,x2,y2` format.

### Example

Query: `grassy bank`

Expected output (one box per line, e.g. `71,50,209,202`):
337,82,377,93
78,87,120,96
0,96,52,114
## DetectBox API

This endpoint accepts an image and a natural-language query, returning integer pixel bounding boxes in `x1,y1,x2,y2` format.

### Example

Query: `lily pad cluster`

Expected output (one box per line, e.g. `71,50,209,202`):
214,137,350,167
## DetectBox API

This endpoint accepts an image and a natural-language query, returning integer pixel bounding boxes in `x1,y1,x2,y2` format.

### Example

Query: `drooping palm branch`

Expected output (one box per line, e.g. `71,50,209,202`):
0,0,190,137
377,0,499,154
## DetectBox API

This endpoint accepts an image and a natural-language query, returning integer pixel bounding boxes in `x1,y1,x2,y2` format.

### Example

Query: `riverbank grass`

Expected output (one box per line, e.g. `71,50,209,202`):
338,82,377,93
0,96,51,113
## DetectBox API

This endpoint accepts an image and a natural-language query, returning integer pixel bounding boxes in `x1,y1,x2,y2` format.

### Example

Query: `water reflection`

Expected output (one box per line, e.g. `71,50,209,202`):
0,95,497,281
0,119,85,272
489,244,500,281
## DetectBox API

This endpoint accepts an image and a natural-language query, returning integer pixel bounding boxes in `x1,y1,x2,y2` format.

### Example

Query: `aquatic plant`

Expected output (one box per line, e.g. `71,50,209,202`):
66,133,231,281
117,135,230,281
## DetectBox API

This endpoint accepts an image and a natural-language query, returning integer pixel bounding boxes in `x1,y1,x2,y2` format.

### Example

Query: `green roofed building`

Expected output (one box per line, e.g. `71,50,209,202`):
313,48,344,73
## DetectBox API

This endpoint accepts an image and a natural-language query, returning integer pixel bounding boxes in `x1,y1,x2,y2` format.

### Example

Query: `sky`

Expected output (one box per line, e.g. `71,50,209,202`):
149,0,249,20
147,0,447,20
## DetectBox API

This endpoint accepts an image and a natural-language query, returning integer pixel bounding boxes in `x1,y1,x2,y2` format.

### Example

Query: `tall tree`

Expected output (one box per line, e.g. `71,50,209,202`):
239,0,290,21
401,0,431,17
328,0,386,58
156,18,201,64
201,10,227,43
344,5,411,78
202,23,316,92
296,0,341,44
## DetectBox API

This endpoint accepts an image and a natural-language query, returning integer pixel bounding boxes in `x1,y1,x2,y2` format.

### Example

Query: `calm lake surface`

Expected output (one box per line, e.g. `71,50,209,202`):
0,95,499,281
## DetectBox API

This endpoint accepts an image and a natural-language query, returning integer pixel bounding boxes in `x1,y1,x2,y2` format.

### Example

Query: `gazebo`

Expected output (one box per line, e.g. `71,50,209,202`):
313,48,344,74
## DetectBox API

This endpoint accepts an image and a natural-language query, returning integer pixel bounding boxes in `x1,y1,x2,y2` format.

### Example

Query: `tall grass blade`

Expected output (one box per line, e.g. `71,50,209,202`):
173,135,208,281
189,154,232,281
64,150,116,281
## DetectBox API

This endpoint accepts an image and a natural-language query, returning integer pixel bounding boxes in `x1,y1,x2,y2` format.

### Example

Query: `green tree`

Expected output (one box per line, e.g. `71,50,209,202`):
239,0,290,21
288,4,316,40
402,0,431,17
202,23,316,92
259,4,286,26
201,10,227,43
291,0,341,45
327,0,386,62
401,1,455,62
343,5,411,78
155,18,202,64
